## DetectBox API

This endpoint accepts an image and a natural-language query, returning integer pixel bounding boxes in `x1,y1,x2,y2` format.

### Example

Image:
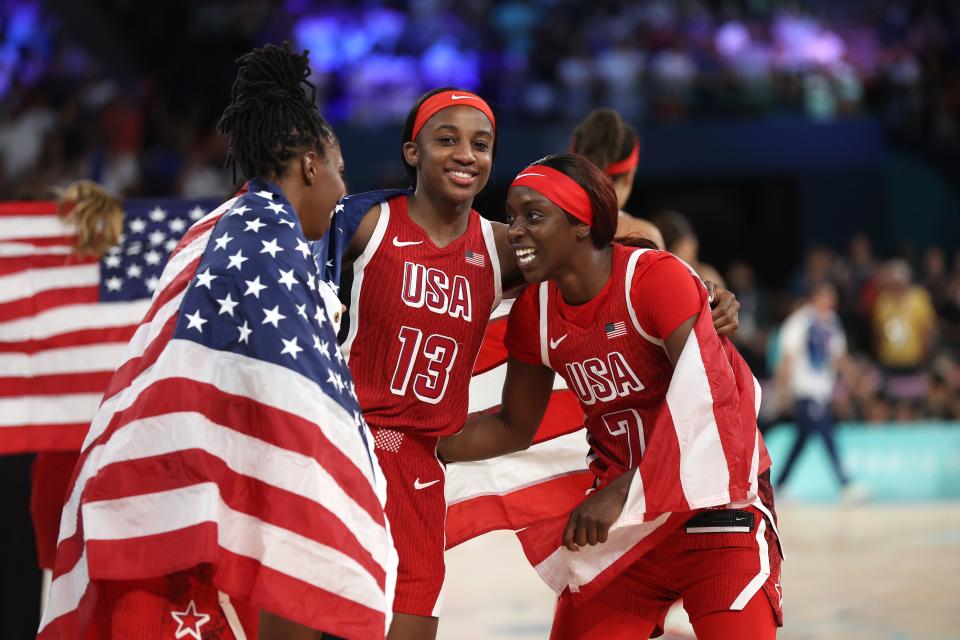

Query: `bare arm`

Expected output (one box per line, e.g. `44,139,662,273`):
491,221,526,297
438,357,555,462
258,611,323,640
563,313,697,550
343,204,381,262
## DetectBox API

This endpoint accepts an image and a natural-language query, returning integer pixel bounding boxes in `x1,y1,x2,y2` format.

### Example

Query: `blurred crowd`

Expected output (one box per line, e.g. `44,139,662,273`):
725,232,960,424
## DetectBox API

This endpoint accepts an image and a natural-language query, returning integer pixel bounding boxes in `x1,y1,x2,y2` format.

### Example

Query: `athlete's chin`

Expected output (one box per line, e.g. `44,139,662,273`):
517,262,547,283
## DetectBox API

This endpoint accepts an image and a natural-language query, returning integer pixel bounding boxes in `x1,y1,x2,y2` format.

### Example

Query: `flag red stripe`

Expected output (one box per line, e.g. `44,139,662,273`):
167,215,220,262
101,312,178,401
76,450,386,585
82,377,385,524
0,287,99,321
0,424,88,454
0,202,58,216
139,253,201,325
3,235,77,248
0,326,138,354
472,317,507,374
0,371,115,397
445,470,593,548
0,253,98,276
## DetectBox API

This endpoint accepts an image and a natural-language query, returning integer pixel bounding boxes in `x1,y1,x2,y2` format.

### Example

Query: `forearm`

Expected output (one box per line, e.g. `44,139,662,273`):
439,411,535,462
259,611,322,640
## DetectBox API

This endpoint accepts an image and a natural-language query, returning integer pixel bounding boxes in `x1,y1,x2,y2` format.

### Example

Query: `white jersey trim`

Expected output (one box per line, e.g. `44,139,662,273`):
538,282,550,367
478,217,502,314
342,200,391,360
623,249,665,349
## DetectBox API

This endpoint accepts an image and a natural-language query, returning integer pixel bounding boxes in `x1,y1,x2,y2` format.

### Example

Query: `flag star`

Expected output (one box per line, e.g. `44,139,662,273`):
168,218,187,233
164,238,178,252
327,368,345,392
277,268,298,290
185,309,207,332
260,238,283,258
325,259,333,268
118,233,126,244
307,272,316,289
296,303,308,319
144,250,162,265
244,218,266,233
126,242,142,256
231,204,251,216
281,336,303,359
214,233,233,250
148,206,167,221
104,254,121,268
295,238,311,258
349,380,357,398
129,218,147,233
107,245,122,255
262,305,286,328
243,275,267,298
148,230,166,246
189,205,205,220
254,190,274,200
216,293,239,316
146,276,159,291
329,281,339,294
334,203,344,214
195,268,217,289
314,307,327,326
126,264,142,278
313,335,330,358
266,201,286,215
334,348,344,364
105,276,123,291
238,320,252,344
227,250,248,270
277,218,295,228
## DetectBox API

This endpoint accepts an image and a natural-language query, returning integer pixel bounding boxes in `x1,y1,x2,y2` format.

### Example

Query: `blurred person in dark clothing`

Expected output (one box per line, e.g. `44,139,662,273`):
654,209,724,286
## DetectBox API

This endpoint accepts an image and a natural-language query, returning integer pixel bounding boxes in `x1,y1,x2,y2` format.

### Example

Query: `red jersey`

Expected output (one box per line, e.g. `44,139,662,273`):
344,195,501,436
507,245,706,480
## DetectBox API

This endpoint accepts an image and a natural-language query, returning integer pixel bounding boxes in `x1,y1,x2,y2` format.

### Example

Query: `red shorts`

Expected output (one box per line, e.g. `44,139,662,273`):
588,473,783,634
371,427,447,618
88,564,258,640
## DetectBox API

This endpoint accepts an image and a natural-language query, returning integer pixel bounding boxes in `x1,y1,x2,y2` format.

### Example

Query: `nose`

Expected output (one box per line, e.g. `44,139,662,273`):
452,139,476,164
507,216,525,241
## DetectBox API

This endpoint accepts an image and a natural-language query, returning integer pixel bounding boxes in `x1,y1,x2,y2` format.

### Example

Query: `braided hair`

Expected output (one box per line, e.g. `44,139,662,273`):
570,108,637,177
217,42,336,183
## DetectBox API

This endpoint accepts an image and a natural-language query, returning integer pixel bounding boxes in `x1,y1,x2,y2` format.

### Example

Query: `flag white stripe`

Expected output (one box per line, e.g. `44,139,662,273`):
666,331,731,507
65,339,378,541
0,393,103,427
0,343,129,377
0,301,149,342
0,242,73,257
0,215,74,241
38,548,89,630
445,431,587,506
468,362,568,413
79,412,389,567
0,264,99,304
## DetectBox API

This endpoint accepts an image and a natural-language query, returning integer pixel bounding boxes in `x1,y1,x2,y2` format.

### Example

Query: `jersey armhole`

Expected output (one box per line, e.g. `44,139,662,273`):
479,217,503,313
342,200,391,359
538,282,550,367
624,249,666,350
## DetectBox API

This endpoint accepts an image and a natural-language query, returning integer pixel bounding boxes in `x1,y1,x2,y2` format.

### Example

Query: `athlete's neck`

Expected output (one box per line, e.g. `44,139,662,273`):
406,188,472,248
555,246,614,306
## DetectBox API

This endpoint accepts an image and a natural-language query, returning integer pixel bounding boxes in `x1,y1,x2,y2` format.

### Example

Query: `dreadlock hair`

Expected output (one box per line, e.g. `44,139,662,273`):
217,42,336,184
401,87,497,189
529,154,621,250
570,108,638,178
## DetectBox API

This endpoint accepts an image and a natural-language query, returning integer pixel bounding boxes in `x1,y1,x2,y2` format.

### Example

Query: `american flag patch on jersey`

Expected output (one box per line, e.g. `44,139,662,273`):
465,249,485,267
605,321,627,338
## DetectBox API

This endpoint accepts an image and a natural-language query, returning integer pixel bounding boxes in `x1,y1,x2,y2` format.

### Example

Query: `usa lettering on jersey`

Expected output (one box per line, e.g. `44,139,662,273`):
563,351,645,405
401,261,472,321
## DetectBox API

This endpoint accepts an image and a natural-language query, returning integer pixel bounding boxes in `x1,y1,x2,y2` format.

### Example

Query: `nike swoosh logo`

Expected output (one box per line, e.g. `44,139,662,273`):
450,94,478,100
414,478,440,490
549,334,567,349
516,172,546,179
392,237,423,247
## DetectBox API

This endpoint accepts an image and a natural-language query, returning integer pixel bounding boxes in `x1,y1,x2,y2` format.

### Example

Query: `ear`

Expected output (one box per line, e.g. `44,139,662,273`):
301,150,320,186
402,140,420,168
576,223,591,240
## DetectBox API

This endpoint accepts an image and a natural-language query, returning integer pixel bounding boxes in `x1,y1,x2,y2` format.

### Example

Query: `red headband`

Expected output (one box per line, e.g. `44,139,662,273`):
411,90,496,141
605,136,639,176
510,165,593,227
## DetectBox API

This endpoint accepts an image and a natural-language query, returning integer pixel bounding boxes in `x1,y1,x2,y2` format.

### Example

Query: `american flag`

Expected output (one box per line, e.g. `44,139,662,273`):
37,181,395,639
0,198,217,453
605,320,627,338
465,249,485,267
448,284,770,604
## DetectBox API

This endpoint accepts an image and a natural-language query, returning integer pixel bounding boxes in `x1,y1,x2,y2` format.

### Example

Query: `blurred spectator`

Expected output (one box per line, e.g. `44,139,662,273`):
873,259,937,414
727,260,768,376
653,209,725,286
775,283,865,499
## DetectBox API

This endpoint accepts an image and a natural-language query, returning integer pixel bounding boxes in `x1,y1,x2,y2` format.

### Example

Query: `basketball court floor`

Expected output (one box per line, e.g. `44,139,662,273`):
439,502,960,639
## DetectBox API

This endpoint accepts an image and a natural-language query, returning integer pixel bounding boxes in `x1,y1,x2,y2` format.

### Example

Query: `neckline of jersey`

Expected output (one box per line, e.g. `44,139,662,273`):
393,194,477,253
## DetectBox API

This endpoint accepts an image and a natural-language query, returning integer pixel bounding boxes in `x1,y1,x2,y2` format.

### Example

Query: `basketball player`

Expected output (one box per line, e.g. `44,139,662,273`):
439,154,782,639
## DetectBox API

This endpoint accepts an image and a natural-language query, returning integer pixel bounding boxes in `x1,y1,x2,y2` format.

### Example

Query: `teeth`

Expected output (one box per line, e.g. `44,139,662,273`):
515,247,537,266
450,171,473,179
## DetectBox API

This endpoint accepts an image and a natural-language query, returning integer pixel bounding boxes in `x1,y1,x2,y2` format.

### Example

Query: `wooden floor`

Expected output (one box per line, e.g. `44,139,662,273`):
439,502,960,640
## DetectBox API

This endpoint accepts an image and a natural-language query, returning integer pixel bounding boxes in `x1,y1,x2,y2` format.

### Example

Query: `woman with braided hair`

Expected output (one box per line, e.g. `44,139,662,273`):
38,43,392,640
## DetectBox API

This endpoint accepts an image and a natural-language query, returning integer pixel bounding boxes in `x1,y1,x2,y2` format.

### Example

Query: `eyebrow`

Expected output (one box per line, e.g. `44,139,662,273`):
433,123,493,137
